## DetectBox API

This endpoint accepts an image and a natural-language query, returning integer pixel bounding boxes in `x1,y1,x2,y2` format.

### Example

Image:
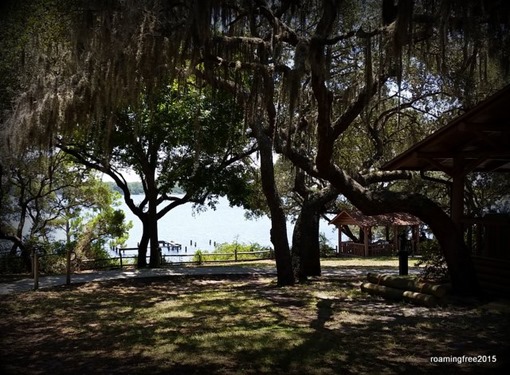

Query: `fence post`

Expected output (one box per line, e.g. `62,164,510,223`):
32,249,39,291
119,250,123,269
234,247,238,262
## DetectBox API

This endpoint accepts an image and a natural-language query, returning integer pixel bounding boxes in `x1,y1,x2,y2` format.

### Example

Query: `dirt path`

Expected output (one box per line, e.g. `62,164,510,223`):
0,264,421,294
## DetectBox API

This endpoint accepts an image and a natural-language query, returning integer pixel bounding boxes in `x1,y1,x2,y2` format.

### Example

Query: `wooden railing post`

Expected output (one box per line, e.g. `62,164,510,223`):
119,250,123,269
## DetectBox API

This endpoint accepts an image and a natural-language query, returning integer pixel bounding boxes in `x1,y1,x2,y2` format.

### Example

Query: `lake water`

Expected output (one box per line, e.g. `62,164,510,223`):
118,195,338,253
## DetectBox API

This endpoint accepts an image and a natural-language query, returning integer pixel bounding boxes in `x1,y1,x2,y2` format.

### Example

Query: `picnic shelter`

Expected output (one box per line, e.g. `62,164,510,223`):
382,84,510,295
330,210,422,257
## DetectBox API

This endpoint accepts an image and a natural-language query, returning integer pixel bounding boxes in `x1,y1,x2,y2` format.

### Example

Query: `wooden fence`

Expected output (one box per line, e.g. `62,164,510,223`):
12,247,273,290
339,242,395,257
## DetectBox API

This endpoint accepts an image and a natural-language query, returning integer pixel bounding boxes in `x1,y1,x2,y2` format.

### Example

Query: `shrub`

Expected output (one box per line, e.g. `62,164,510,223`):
319,232,336,257
29,240,67,274
193,242,272,263
39,254,67,274
0,253,26,274
193,250,204,264
414,239,449,282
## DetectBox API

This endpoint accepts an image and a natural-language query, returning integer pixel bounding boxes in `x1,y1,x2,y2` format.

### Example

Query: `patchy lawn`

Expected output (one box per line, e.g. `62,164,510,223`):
0,273,508,374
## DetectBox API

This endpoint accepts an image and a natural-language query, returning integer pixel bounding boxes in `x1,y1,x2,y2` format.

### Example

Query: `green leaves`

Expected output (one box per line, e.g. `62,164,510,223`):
0,147,130,261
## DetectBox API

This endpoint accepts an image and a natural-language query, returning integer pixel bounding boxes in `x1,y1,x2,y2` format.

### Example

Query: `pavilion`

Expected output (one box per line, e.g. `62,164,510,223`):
382,84,510,295
330,210,421,257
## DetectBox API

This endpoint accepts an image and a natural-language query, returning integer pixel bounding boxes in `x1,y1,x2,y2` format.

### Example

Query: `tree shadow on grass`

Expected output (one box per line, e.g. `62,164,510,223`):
273,292,510,374
0,274,509,374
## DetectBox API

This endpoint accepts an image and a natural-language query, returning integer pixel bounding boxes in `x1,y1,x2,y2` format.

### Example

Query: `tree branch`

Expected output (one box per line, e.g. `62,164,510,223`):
57,141,141,218
332,74,389,139
357,170,413,186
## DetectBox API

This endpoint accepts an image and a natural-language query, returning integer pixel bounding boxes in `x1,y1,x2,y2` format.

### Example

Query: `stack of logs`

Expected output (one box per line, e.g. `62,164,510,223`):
361,272,448,307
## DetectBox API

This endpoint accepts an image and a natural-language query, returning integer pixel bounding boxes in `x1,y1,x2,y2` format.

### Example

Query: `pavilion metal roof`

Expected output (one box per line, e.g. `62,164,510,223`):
381,84,510,174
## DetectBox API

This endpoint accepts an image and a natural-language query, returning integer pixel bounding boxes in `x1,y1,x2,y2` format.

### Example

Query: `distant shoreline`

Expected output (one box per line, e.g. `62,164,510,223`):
104,181,184,195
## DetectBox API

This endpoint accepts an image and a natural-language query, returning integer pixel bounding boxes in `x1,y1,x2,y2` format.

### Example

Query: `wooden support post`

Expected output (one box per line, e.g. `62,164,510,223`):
119,250,123,269
338,225,343,254
476,223,483,256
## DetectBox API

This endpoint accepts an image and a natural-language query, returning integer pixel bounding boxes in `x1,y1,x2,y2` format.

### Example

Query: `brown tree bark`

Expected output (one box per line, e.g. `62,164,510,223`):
291,184,338,282
195,68,295,286
137,227,149,267
303,3,478,294
292,199,321,281
252,121,294,286
322,164,478,294
147,188,161,268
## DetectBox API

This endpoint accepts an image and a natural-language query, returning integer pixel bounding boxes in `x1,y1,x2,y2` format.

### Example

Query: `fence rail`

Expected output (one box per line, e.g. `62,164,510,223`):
339,242,395,257
189,250,271,264
1,247,273,290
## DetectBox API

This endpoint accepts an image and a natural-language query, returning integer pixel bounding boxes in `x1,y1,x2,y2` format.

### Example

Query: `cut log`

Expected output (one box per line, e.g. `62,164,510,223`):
367,273,447,298
361,282,439,307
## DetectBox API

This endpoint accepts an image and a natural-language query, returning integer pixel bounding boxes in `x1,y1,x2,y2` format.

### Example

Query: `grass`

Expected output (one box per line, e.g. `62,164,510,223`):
184,256,406,268
321,256,404,267
1,271,509,374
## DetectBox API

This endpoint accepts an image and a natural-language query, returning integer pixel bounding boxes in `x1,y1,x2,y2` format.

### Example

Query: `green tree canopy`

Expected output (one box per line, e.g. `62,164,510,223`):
0,147,129,270
59,81,257,267
2,0,510,289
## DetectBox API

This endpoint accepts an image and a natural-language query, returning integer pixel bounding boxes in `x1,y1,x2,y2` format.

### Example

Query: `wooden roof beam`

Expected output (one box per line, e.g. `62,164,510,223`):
415,152,453,175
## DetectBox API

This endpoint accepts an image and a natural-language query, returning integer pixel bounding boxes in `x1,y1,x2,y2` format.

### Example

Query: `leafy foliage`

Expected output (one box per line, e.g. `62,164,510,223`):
0,148,131,272
415,239,450,282
2,1,510,286
465,173,510,216
319,232,336,257
59,80,257,266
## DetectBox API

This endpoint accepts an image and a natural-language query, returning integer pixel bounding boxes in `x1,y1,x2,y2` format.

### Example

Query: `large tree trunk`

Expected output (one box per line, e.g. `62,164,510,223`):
252,124,294,286
148,227,160,267
292,202,321,281
304,9,478,295
247,67,295,286
291,186,337,282
322,165,478,295
261,144,294,286
138,225,149,267
20,247,32,273
148,195,160,268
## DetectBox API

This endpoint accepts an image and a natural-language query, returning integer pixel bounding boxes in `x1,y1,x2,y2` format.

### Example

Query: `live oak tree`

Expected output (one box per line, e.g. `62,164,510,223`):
59,83,256,267
2,0,510,290
242,156,339,281
0,148,128,271
192,0,510,292
290,170,339,281
70,202,131,263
